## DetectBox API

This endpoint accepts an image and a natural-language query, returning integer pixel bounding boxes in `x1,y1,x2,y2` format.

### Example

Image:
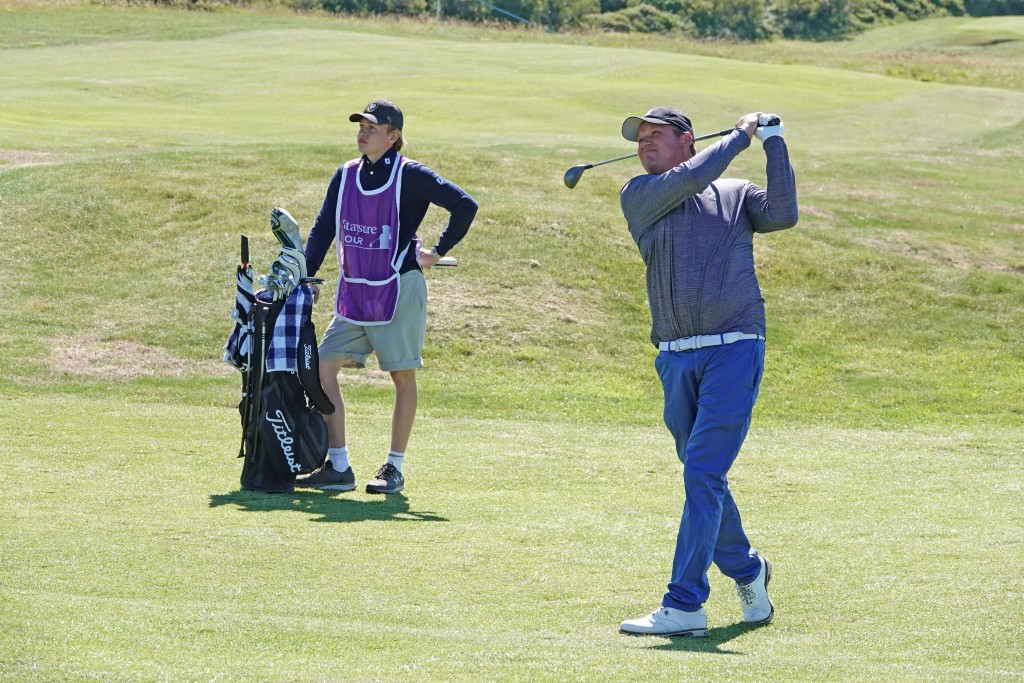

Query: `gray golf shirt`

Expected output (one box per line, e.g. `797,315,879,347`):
619,131,798,346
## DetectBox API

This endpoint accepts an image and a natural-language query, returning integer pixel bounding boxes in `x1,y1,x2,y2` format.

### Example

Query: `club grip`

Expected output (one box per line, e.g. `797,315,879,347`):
241,234,249,265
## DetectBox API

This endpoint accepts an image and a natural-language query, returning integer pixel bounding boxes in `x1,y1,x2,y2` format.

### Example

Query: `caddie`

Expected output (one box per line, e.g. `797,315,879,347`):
297,98,477,495
617,106,798,636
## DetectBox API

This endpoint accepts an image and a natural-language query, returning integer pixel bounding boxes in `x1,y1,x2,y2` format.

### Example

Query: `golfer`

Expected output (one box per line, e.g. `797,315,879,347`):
296,98,477,494
617,107,798,636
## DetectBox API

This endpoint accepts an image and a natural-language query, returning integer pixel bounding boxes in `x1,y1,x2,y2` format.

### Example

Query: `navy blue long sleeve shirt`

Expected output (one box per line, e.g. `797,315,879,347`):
620,133,798,345
304,147,478,277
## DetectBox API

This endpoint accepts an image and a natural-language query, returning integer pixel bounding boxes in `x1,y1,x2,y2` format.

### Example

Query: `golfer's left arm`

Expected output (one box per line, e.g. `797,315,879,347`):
745,134,798,233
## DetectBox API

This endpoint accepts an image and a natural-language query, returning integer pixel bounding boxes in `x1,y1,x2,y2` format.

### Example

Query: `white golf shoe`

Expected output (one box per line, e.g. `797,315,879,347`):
736,556,774,624
620,606,708,637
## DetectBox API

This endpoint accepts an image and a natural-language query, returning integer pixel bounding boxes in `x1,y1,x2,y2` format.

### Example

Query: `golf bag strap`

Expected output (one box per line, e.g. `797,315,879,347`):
297,320,335,415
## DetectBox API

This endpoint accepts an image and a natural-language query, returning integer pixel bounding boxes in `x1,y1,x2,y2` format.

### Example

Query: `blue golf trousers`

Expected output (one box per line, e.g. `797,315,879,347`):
655,339,765,612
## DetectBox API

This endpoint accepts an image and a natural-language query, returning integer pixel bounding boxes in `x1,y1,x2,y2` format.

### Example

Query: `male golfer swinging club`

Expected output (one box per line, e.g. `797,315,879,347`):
617,107,798,636
296,98,477,494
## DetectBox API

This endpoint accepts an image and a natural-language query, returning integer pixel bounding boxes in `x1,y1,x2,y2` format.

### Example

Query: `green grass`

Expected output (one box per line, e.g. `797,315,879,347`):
1,4,1022,681
3,396,1022,681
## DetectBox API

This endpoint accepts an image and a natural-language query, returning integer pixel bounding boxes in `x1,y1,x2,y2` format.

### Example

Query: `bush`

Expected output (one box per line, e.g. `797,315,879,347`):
847,0,964,27
322,0,427,13
439,0,490,21
773,0,853,39
963,0,1024,13
582,2,686,31
540,0,602,27
689,0,774,40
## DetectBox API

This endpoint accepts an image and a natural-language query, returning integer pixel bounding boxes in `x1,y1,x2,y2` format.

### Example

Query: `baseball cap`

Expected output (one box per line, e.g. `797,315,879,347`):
621,106,693,142
349,99,403,131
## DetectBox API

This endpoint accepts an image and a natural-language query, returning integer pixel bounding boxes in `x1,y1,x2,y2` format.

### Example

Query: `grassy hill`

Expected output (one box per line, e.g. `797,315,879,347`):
1,5,1021,681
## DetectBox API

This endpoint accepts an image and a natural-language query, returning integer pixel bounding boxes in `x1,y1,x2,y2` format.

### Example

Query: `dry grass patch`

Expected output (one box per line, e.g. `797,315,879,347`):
49,335,227,380
855,230,1024,272
337,360,394,388
0,150,68,169
427,274,606,347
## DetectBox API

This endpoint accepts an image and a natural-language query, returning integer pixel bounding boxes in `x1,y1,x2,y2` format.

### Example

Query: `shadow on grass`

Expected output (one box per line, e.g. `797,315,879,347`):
624,621,771,655
208,489,449,523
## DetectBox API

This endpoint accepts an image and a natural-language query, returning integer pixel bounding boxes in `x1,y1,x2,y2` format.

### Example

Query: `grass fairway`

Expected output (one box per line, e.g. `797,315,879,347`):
1,5,1023,681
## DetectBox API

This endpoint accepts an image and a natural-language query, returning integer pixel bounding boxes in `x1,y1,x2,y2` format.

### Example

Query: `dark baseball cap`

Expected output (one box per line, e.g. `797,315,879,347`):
621,106,693,142
349,99,403,131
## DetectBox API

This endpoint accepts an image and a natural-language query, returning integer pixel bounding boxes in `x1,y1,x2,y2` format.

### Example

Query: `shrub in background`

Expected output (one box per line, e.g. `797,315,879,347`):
582,2,686,31
773,0,853,39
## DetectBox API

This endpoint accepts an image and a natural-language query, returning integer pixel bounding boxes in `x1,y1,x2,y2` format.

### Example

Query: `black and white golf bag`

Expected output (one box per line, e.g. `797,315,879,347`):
224,209,334,493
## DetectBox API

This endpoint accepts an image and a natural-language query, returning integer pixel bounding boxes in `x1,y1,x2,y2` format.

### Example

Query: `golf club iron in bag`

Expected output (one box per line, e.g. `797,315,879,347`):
224,208,335,493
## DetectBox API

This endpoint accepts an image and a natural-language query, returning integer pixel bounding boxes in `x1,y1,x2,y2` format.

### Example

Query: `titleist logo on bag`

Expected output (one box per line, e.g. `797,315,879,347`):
265,410,303,473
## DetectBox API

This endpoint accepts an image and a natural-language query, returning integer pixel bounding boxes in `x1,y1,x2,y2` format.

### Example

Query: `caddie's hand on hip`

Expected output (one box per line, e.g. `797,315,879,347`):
735,112,763,139
309,283,320,303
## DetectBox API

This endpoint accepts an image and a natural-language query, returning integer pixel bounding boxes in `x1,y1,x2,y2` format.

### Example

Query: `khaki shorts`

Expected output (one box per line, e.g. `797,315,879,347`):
318,270,427,372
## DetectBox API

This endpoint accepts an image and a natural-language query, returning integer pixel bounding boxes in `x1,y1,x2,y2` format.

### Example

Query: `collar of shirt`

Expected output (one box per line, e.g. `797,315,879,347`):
359,148,399,189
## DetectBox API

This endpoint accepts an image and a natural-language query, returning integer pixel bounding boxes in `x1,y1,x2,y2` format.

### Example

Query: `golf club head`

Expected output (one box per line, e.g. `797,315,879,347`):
563,165,589,189
275,247,307,281
258,273,285,300
271,262,294,284
564,152,638,189
270,207,303,252
274,262,300,298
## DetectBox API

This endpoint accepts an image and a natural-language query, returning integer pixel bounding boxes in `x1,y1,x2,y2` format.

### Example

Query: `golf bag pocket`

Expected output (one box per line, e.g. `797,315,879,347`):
240,370,328,493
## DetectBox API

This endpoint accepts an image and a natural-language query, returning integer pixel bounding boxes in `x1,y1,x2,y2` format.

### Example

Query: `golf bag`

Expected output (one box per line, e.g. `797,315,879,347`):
238,294,333,492
224,210,335,493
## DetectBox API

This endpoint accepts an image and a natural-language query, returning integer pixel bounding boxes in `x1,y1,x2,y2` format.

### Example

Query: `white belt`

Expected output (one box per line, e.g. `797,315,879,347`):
658,332,764,353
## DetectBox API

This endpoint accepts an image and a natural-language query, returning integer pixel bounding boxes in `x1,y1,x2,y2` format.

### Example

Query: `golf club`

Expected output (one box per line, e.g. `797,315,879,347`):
270,207,302,252
563,115,781,189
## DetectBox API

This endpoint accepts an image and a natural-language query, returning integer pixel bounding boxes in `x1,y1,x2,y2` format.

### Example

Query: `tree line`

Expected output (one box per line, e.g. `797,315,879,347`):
169,0,1024,39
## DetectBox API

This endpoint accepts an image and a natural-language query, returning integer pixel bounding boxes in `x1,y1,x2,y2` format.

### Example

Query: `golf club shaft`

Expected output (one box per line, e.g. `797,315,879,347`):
586,152,640,170
590,129,736,168
564,127,739,189
696,128,736,142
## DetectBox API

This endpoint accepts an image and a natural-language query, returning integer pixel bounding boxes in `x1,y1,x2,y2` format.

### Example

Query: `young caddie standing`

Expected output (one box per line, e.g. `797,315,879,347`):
617,106,798,636
297,98,477,494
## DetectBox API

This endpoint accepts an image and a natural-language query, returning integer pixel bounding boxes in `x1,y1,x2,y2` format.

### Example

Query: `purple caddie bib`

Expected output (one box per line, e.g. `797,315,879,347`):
334,155,417,325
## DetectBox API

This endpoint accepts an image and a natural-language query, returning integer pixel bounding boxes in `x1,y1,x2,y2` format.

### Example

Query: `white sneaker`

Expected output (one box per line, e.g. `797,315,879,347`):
736,556,774,624
620,606,708,637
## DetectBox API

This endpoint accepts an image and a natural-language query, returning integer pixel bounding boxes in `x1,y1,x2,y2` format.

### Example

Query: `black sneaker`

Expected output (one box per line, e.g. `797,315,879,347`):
365,462,404,494
295,462,356,491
